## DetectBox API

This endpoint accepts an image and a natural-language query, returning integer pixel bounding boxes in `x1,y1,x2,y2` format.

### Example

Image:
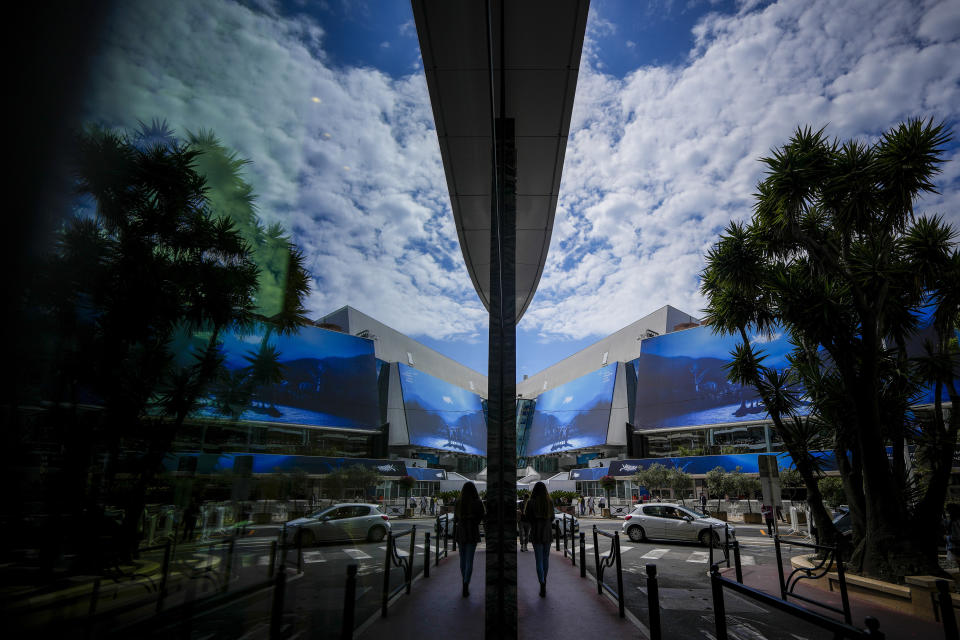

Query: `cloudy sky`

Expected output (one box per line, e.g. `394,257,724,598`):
81,0,960,378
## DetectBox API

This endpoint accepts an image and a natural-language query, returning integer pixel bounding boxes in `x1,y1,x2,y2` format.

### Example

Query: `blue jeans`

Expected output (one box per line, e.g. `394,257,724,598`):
532,543,550,584
460,542,478,585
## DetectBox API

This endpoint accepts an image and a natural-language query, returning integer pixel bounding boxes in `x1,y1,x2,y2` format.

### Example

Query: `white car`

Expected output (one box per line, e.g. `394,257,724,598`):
284,503,390,544
621,503,734,546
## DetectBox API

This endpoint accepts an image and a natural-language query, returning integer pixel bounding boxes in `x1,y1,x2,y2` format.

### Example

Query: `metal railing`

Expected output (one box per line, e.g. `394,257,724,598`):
774,533,851,624
435,514,450,566
381,525,416,617
592,525,625,618
555,517,579,566
710,564,884,639
934,579,960,640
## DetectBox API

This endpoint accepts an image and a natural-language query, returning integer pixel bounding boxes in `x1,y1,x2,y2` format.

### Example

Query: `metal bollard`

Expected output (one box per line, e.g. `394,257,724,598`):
555,521,561,551
733,540,742,584
268,540,277,578
341,564,358,640
724,525,730,568
646,564,661,640
836,536,852,625
863,616,884,638
580,532,586,578
270,562,287,640
406,526,416,594
424,532,431,578
614,533,624,618
223,537,236,593
937,580,959,640
157,540,171,612
593,526,601,593
710,564,727,640
296,528,304,575
382,532,393,618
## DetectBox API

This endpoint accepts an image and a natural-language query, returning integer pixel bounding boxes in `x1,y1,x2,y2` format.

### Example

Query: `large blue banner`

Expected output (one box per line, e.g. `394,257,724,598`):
526,364,617,456
175,325,380,430
605,451,838,476
163,453,407,476
399,364,487,455
632,325,809,430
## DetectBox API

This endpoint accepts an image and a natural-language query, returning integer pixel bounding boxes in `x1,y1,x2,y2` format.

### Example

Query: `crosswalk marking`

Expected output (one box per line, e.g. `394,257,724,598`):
302,551,326,564
619,545,634,553
641,548,670,560
686,551,710,563
740,555,756,565
343,548,373,560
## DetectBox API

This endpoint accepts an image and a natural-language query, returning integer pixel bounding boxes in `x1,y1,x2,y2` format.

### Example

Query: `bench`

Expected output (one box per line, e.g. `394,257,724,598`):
827,572,911,600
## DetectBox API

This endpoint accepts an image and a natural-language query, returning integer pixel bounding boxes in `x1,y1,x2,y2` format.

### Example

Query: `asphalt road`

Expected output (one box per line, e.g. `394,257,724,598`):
586,520,831,640
126,518,839,640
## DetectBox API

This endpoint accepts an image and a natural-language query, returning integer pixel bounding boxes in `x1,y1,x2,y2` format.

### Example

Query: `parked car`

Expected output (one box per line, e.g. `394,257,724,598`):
433,505,578,537
622,503,734,545
284,503,390,544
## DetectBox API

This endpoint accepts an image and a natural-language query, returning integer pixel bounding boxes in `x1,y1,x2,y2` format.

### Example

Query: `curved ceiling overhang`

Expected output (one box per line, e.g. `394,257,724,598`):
412,0,589,321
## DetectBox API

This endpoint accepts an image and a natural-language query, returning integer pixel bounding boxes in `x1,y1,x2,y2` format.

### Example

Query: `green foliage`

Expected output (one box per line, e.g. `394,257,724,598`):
818,476,846,508
321,465,382,500
705,467,729,510
701,118,960,578
437,490,460,504
779,467,804,488
668,467,694,504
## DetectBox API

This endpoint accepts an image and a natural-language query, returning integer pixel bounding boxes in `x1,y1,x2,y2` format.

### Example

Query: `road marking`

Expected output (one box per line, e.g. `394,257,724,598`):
740,555,755,565
686,551,710,563
344,548,373,560
641,548,670,560
619,545,635,553
302,551,326,564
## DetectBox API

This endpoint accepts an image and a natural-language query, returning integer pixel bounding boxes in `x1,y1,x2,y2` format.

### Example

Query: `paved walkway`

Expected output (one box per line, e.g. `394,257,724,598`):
357,545,638,639
720,563,946,639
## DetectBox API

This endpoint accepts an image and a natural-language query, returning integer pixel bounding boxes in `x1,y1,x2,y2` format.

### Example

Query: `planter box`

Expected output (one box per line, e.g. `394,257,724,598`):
743,512,762,524
710,511,728,521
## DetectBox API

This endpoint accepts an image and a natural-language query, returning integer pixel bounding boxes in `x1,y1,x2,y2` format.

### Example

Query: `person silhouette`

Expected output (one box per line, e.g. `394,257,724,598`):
523,481,555,597
454,481,485,597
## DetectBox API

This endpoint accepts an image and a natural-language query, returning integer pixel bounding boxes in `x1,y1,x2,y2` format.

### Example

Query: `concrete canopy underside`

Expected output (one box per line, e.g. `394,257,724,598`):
412,0,589,321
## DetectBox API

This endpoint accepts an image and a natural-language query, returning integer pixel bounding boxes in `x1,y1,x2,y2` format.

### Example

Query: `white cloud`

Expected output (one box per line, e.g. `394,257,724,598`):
524,0,960,340
79,0,960,353
82,0,486,342
442,395,452,404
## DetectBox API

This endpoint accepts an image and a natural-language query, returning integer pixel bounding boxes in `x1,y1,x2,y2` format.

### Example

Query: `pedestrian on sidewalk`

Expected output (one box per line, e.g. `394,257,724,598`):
761,503,775,535
420,496,427,516
579,495,585,517
700,493,707,512
455,481,485,597
524,481,554,597
430,496,436,516
518,497,531,551
587,495,595,516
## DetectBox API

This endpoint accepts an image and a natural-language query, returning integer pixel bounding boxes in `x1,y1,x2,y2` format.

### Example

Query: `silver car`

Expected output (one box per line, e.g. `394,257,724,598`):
622,503,734,546
285,503,390,544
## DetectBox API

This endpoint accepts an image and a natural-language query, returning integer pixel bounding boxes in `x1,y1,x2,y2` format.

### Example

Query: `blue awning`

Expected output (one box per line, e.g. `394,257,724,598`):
568,467,611,481
405,467,447,481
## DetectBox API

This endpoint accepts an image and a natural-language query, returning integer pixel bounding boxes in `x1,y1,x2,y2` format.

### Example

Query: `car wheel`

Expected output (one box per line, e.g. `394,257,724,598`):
368,526,387,542
627,525,646,542
699,529,720,547
299,529,315,547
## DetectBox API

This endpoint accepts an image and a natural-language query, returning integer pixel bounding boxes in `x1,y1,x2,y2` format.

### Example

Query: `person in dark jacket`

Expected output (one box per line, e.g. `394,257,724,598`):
523,481,554,597
518,497,531,552
454,481,485,597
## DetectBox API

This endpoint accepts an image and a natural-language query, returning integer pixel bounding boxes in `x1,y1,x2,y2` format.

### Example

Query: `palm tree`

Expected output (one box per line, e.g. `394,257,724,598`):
702,119,959,579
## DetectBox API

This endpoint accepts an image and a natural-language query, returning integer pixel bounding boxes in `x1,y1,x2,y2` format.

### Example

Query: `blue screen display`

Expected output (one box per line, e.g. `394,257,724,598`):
526,364,617,456
399,364,487,455
179,325,379,429
632,325,809,430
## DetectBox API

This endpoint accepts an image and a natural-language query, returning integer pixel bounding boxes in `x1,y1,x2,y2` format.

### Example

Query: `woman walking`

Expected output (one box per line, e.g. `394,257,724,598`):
523,481,554,597
454,481,485,597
